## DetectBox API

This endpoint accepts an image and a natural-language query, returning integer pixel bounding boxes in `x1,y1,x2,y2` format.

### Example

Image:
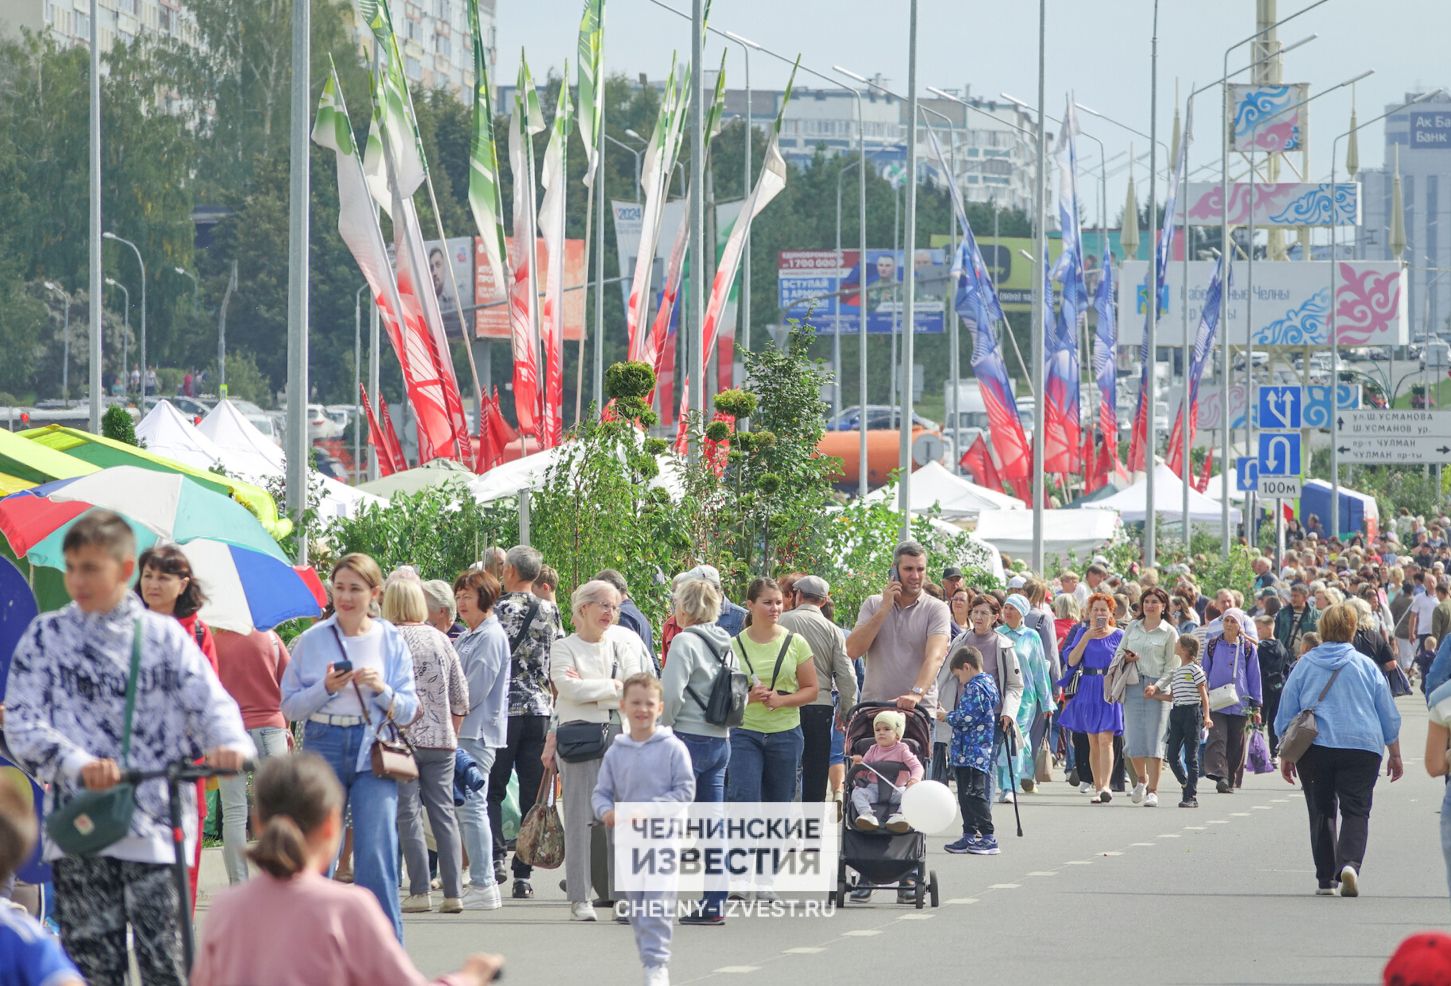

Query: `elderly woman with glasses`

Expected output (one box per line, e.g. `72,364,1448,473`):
547,580,652,923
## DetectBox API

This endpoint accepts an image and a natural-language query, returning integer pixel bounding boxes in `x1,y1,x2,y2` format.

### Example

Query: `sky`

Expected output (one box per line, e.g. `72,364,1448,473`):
493,0,1450,229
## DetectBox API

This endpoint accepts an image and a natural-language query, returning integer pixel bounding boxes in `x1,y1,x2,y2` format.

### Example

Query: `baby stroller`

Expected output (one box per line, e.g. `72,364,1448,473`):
834,701,940,909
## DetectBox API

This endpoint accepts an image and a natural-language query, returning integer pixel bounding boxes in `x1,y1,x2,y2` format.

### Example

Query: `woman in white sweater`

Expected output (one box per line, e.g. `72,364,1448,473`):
548,580,652,922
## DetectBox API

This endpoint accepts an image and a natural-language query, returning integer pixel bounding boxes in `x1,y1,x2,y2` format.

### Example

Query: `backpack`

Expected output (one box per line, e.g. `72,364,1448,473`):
682,627,749,728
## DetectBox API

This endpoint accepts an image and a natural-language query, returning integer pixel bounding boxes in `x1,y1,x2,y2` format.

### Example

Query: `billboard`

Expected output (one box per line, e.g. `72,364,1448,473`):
1411,110,1451,149
422,237,476,338
472,237,587,341
1119,260,1407,348
1184,182,1360,227
1228,83,1309,153
776,248,948,334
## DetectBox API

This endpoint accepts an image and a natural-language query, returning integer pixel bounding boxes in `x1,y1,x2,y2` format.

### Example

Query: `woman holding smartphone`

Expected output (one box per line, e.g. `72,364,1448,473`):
280,553,420,940
1057,593,1125,803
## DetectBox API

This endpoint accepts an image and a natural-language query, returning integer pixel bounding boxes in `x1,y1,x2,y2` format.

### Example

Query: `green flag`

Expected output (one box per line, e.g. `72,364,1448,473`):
468,0,508,297
576,0,604,187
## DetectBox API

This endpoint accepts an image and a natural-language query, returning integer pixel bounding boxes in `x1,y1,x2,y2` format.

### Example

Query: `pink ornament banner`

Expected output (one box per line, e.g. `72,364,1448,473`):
1184,182,1359,227
1119,260,1406,348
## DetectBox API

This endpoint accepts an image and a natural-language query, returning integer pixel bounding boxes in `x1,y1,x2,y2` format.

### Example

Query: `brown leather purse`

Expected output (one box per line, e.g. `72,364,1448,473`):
352,678,418,781
333,624,418,783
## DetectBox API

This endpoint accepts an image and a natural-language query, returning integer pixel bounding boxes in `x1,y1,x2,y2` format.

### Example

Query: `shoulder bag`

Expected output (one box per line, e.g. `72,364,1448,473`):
1277,666,1345,764
334,624,419,783
515,765,565,868
46,622,144,856
1060,624,1086,697
556,646,617,764
1207,637,1244,712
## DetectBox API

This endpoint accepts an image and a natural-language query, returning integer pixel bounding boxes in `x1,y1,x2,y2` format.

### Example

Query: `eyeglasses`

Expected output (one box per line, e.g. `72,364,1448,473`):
590,602,620,613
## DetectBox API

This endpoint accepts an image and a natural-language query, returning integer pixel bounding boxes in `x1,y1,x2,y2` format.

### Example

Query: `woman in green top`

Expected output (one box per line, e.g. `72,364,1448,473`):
726,578,820,805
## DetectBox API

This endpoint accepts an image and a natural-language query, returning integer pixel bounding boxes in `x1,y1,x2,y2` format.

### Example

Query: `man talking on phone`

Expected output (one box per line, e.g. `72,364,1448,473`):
846,542,949,902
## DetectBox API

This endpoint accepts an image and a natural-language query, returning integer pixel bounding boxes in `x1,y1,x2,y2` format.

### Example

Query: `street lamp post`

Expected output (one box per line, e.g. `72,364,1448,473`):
104,277,129,400
604,132,643,202
354,283,368,479
103,231,146,406
721,31,753,385
44,282,71,405
834,158,861,419
1330,89,1447,540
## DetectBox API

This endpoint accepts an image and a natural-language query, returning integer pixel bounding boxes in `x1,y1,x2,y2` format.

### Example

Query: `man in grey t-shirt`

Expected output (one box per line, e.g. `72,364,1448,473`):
846,541,951,715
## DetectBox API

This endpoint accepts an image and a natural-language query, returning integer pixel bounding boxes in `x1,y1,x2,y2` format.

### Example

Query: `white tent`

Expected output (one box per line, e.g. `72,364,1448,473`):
1092,463,1240,526
972,507,1122,561
198,400,381,520
865,461,1024,518
923,517,1006,581
470,444,686,506
1204,473,1247,504
135,400,228,472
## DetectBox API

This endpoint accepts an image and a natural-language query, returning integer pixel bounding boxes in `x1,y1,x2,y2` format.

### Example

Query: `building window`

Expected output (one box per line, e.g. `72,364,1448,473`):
75,11,90,36
406,55,422,79
435,33,450,57
43,0,54,25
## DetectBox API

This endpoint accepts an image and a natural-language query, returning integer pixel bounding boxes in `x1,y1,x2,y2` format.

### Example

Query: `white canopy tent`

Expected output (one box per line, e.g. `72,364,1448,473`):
864,461,1024,518
1092,463,1240,527
470,444,686,506
972,507,1122,562
136,400,229,472
197,400,381,520
923,517,1006,581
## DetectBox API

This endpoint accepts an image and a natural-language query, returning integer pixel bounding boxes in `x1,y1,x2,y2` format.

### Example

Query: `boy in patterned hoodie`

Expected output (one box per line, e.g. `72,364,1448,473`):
936,645,1001,855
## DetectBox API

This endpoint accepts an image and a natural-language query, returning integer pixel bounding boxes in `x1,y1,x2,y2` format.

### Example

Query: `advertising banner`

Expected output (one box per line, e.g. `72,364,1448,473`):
1184,182,1360,227
776,248,949,334
1228,83,1309,153
1119,260,1407,348
1199,381,1362,432
473,237,586,341
1411,110,1451,149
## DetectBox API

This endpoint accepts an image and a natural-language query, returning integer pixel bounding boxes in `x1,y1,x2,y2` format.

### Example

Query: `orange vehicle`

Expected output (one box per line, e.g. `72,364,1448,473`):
818,405,943,489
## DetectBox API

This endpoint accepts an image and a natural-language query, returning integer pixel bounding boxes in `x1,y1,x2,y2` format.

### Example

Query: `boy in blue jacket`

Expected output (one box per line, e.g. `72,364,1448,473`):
936,645,1001,856
595,674,695,986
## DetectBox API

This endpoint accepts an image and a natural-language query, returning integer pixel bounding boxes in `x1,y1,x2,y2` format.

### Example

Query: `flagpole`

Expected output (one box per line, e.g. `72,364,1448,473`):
285,0,310,563
1030,0,1046,568
87,0,101,433
576,187,593,426
898,0,918,539
1144,0,1160,569
689,0,706,459
1181,104,1191,546
593,114,606,410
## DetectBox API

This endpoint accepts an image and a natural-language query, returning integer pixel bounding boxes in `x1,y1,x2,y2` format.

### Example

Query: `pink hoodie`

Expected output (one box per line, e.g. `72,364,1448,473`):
862,739,924,788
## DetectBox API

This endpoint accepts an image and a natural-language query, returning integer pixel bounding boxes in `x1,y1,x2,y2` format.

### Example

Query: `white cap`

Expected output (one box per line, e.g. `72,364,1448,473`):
680,564,723,587
1007,575,1026,589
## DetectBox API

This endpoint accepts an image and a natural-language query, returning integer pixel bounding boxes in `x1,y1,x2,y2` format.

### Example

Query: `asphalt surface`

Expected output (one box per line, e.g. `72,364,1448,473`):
195,698,1448,986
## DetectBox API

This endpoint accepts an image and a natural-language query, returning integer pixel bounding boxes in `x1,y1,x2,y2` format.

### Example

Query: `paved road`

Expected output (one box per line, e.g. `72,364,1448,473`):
196,698,1448,986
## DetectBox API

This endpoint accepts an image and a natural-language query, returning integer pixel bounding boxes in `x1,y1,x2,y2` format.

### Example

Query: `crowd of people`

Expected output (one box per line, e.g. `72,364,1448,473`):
0,507,1444,985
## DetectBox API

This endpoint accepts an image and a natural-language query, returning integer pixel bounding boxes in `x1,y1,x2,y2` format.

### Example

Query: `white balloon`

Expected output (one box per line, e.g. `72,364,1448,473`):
900,780,957,834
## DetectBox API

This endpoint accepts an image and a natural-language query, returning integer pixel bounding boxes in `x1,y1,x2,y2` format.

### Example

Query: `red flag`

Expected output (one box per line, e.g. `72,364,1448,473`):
487,386,516,461
674,378,690,455
358,385,399,477
474,395,495,474
379,395,408,473
959,435,1004,492
717,330,734,397
1195,446,1214,493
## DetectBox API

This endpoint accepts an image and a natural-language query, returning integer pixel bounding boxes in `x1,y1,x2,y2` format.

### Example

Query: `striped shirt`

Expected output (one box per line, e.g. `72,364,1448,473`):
1155,661,1207,707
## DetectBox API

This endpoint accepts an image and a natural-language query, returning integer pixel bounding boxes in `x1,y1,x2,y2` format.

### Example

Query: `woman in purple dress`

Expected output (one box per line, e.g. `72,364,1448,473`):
1058,593,1125,803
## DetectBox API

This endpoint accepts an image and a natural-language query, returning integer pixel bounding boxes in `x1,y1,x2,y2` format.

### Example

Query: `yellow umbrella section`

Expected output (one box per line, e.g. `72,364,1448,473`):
17,424,293,539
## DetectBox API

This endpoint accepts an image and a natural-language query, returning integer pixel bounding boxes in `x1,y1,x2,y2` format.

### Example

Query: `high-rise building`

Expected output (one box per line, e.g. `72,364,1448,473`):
1357,89,1451,341
0,0,195,51
355,0,495,100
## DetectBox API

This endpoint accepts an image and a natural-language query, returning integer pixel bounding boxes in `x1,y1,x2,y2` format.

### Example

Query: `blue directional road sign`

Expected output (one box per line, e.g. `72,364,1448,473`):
1235,456,1258,492
1257,431,1302,478
1258,385,1302,431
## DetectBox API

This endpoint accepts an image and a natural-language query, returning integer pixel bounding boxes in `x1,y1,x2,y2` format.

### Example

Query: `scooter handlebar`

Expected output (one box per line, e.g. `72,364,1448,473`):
121,759,257,785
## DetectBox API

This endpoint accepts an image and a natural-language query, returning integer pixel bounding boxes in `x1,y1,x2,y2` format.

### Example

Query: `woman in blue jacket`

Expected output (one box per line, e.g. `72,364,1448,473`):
280,553,420,940
1276,602,1402,899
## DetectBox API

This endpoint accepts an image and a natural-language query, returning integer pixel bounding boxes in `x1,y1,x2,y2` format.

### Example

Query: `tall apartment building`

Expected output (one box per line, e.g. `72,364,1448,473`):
0,0,195,51
371,0,496,99
1358,89,1451,341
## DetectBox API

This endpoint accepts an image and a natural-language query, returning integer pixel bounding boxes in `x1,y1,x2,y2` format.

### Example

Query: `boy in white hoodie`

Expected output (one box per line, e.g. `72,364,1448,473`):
594,674,695,986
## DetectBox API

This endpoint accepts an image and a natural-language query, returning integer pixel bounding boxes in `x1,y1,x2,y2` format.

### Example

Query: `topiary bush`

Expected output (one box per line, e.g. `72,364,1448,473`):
102,404,138,446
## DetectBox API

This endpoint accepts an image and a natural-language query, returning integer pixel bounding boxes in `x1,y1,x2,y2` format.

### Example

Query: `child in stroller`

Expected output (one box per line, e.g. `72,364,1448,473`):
849,710,924,833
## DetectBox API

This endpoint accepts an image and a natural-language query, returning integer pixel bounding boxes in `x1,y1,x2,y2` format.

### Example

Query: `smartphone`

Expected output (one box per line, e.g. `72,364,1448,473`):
333,660,354,674
889,565,900,583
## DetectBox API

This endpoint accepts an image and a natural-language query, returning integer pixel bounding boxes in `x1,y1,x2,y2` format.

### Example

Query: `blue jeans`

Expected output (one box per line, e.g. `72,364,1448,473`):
219,726,291,885
1441,781,1451,907
305,721,402,940
726,727,803,804
457,738,497,888
678,732,730,916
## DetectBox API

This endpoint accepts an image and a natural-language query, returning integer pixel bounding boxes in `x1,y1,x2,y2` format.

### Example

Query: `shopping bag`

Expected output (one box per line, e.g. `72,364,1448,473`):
515,768,564,869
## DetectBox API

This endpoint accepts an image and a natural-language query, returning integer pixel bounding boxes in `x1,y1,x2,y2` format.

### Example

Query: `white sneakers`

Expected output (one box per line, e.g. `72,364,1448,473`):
1078,781,1092,794
884,813,911,833
1143,792,1159,807
571,902,599,922
401,893,432,913
1339,865,1360,898
460,884,503,910
644,965,671,986
997,790,1015,804
1130,782,1147,804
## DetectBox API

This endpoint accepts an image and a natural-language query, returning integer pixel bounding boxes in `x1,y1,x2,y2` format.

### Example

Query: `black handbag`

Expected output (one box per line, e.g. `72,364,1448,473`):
556,720,611,763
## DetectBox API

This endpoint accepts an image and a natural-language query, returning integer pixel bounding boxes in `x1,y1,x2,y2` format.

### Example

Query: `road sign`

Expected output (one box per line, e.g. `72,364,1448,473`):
1258,385,1302,430
1335,409,1451,464
1235,456,1258,492
1257,431,1302,478
1257,475,1302,499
